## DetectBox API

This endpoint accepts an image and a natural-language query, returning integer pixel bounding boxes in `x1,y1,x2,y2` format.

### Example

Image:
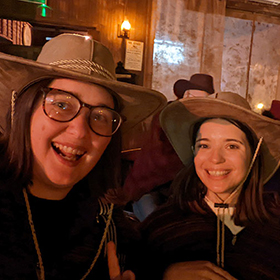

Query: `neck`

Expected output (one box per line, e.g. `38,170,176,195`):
206,190,239,206
28,180,73,200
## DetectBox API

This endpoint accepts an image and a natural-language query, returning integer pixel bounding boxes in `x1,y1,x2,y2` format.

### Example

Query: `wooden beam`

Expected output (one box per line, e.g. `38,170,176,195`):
226,0,280,17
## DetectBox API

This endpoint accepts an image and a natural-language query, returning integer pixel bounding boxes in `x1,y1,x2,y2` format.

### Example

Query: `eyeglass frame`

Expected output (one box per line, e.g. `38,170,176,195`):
41,87,123,137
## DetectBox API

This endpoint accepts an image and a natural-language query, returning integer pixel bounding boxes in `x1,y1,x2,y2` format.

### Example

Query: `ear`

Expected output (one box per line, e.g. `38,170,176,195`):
191,145,195,155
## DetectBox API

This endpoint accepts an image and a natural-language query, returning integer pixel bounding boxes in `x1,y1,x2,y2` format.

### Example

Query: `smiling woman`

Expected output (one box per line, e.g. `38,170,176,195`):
0,33,166,280
30,79,115,200
139,92,280,280
193,118,252,202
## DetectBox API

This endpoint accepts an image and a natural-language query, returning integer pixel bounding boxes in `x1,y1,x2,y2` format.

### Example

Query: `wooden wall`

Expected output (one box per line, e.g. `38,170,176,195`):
0,0,154,86
2,0,280,87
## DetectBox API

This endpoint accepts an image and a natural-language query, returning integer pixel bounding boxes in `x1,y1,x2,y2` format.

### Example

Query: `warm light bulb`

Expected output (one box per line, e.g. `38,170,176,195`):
84,36,92,40
257,103,264,109
121,20,131,31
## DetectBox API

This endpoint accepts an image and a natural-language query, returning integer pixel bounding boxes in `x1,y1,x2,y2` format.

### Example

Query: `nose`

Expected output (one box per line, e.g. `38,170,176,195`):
209,148,225,164
66,109,90,139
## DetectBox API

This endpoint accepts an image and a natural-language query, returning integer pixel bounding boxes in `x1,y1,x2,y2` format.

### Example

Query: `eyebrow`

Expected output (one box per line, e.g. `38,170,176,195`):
195,138,209,143
195,138,245,145
225,139,245,145
50,88,114,109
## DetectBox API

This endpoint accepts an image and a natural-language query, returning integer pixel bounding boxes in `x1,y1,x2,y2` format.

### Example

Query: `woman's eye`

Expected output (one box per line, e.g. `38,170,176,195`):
92,113,109,123
195,143,208,150
199,144,208,149
54,101,69,110
91,108,114,124
228,144,239,149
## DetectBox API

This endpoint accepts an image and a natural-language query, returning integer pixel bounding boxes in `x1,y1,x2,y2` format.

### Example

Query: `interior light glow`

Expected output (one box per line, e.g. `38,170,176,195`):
121,20,131,31
257,103,264,109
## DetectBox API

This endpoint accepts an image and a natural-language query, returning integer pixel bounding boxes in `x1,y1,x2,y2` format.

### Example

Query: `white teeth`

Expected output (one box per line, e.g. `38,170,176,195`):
53,143,84,156
208,170,229,176
62,155,77,161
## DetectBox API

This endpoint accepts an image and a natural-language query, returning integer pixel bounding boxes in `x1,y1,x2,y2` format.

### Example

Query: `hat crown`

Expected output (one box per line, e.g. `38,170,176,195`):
36,33,116,80
189,73,214,90
173,73,215,99
208,91,251,110
269,100,280,120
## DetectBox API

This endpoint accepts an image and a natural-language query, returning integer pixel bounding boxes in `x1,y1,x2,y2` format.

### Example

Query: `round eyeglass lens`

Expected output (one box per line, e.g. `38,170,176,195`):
44,90,80,121
90,107,121,136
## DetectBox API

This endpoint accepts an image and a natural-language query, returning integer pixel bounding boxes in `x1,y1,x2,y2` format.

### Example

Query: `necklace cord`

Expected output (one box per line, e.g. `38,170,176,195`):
23,188,114,280
23,188,45,280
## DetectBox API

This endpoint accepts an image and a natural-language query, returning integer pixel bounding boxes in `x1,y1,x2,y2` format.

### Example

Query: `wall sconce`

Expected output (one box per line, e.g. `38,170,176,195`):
118,20,131,39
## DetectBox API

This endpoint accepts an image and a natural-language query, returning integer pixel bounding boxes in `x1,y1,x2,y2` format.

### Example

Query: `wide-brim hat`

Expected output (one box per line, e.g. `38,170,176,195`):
160,92,280,183
173,73,215,98
0,33,167,149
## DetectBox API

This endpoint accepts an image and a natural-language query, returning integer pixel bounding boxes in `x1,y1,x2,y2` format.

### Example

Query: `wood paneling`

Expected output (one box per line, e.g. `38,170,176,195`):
2,1,280,87
0,0,153,85
35,0,152,85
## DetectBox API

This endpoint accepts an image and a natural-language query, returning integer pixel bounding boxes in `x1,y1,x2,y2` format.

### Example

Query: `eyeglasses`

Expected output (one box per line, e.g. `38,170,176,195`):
41,87,123,137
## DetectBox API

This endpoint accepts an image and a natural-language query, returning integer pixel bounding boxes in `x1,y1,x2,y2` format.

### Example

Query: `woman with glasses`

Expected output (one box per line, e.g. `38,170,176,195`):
0,33,166,280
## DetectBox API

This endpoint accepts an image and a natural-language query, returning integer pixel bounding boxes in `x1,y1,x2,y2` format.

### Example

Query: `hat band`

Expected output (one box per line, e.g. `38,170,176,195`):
49,59,115,80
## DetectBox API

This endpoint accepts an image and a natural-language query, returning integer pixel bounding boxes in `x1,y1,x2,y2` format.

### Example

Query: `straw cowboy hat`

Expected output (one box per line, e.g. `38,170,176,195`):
160,92,280,183
173,73,215,99
0,33,167,147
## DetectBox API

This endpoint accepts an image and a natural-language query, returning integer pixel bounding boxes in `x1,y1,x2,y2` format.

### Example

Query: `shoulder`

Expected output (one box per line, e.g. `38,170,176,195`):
265,167,280,193
139,203,192,239
113,206,141,241
139,202,217,240
140,203,181,225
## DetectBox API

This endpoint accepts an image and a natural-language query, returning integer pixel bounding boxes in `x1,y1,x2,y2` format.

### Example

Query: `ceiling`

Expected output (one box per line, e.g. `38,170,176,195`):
226,0,280,17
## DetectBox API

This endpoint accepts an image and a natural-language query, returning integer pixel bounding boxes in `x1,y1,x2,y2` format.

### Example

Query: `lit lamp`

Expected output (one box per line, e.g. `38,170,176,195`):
257,103,264,110
254,102,265,113
118,20,131,39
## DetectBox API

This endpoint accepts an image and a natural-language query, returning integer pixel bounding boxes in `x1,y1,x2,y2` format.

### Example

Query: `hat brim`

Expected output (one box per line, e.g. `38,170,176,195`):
0,53,167,149
160,98,280,183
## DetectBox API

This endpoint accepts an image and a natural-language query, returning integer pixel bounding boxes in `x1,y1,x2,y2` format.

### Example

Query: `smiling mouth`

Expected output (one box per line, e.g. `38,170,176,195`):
207,170,230,176
52,143,86,161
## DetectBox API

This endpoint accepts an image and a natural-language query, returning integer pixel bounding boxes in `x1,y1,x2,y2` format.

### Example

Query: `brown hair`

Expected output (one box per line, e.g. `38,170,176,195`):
0,78,122,197
170,118,277,225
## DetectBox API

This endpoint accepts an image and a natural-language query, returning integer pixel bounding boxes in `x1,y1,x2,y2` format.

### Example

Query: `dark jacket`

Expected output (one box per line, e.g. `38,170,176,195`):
0,183,140,280
139,202,280,280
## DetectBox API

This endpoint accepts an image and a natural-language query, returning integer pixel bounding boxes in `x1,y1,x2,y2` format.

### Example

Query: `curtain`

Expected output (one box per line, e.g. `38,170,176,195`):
151,0,226,100
126,0,226,154
149,0,280,111
124,0,280,153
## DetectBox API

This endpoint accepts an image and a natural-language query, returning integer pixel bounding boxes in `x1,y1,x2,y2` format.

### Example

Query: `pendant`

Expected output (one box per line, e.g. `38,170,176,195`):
214,203,229,208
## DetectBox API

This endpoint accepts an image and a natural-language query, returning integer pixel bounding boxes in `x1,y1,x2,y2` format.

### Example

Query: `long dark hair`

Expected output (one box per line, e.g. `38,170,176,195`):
170,117,277,226
0,78,122,197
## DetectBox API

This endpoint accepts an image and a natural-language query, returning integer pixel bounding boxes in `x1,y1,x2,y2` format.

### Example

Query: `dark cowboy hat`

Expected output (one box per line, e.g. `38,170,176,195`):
0,33,167,148
269,100,280,120
173,73,215,99
160,92,280,183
